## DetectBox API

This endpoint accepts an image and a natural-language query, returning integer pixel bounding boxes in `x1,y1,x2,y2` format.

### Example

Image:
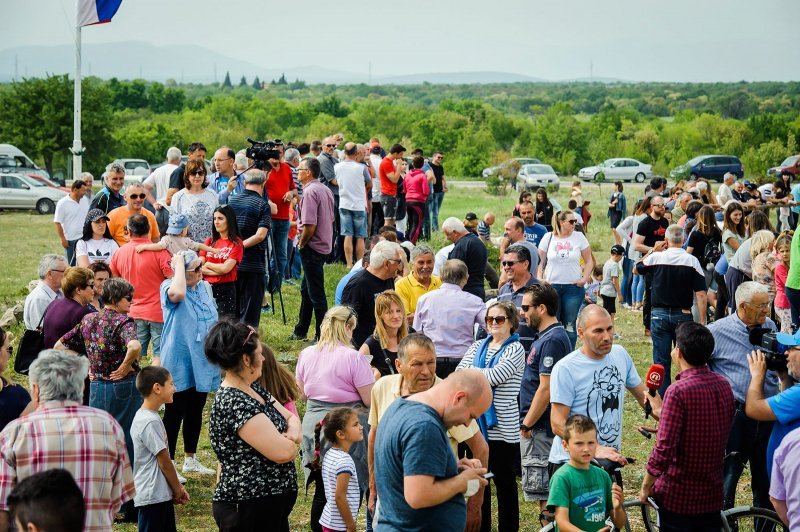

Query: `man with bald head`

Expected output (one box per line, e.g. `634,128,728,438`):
367,334,488,530
106,183,160,246
374,366,492,531
548,305,662,472
335,142,372,268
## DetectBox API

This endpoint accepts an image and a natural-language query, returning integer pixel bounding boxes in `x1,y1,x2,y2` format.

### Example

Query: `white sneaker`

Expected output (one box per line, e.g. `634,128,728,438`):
172,461,187,484
182,456,215,475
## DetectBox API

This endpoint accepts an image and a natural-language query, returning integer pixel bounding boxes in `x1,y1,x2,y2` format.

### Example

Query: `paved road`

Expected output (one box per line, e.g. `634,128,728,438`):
450,179,656,191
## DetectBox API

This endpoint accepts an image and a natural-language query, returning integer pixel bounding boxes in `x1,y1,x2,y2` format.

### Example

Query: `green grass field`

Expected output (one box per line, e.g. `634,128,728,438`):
0,181,753,531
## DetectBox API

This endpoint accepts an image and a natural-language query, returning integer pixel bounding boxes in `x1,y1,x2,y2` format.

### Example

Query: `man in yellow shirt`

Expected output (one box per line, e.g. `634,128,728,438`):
367,333,488,530
394,245,441,325
106,182,160,246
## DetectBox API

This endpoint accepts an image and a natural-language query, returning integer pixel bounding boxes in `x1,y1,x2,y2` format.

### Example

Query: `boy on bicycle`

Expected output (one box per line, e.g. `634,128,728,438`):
547,415,625,531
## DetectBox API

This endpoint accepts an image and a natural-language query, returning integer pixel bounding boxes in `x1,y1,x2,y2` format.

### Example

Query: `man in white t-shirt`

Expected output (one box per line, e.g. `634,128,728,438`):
549,305,661,467
54,180,90,265
717,172,735,205
143,146,181,236
335,143,372,268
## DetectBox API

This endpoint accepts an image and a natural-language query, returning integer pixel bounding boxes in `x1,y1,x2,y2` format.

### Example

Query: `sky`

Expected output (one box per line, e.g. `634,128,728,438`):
2,0,799,82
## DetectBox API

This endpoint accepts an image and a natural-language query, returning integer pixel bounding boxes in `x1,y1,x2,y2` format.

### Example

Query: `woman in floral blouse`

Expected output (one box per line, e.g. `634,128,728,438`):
55,277,141,466
206,320,301,531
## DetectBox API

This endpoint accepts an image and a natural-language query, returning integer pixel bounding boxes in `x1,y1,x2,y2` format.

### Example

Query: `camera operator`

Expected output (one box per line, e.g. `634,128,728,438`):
708,281,779,512
746,332,800,480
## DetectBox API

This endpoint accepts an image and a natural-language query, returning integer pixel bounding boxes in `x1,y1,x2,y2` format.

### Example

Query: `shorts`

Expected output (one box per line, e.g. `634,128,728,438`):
521,428,553,501
601,294,616,314
381,195,398,219
339,208,368,238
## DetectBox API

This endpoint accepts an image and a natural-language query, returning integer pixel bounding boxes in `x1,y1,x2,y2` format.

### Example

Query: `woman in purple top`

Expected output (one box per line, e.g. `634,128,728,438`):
42,267,95,349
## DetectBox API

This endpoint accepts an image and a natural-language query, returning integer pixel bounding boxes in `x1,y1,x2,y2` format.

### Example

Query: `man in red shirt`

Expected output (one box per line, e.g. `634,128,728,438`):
639,321,735,531
265,156,298,292
110,214,173,364
379,144,407,227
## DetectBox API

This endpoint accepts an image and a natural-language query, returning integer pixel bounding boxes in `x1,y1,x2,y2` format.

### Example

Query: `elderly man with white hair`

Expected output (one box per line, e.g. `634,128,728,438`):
717,172,736,206
0,350,134,531
708,281,779,515
444,217,487,300
341,239,407,348
229,168,273,327
23,254,67,331
144,146,182,235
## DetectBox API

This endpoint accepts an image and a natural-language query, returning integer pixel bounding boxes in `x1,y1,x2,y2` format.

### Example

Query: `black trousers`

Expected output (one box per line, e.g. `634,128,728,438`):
294,246,328,341
236,270,264,328
479,440,519,532
370,200,384,236
212,491,297,532
713,270,729,321
723,404,773,511
657,507,723,532
643,274,652,331
212,281,238,321
137,500,176,532
163,387,208,458
406,201,426,243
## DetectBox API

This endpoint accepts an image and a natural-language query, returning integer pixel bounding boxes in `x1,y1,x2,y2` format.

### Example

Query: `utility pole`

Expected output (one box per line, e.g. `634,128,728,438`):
14,54,18,81
368,61,372,85
590,60,593,83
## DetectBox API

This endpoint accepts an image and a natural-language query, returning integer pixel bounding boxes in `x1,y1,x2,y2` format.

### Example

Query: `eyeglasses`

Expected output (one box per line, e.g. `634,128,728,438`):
485,315,508,325
501,260,520,268
189,171,206,177
2,345,13,357
192,265,202,273
298,167,309,172
128,194,146,200
49,269,66,274
243,325,257,347
122,294,133,302
652,203,666,208
743,301,770,311
216,158,231,163
325,144,336,148
86,283,95,289
387,258,402,264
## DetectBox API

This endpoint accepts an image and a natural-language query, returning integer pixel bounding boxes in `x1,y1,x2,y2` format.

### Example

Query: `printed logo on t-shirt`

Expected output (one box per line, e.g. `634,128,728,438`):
555,240,574,260
587,365,623,446
653,226,667,238
543,356,554,368
209,245,233,261
573,488,607,523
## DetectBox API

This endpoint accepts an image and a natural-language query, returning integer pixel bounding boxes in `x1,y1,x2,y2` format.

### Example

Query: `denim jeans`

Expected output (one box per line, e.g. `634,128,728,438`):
65,239,79,266
430,191,445,232
135,319,163,357
650,308,693,396
620,257,633,305
295,246,328,340
632,273,645,304
90,375,142,462
269,219,290,292
284,241,302,279
552,283,584,347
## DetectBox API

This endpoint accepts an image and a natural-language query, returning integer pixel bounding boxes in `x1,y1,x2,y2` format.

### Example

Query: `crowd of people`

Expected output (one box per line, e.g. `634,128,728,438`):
1,137,800,532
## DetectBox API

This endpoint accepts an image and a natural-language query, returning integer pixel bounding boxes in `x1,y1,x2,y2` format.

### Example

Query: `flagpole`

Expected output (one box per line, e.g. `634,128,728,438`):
72,0,82,182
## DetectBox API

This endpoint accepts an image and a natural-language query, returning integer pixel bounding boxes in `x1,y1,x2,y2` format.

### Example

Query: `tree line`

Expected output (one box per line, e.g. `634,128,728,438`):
0,75,798,180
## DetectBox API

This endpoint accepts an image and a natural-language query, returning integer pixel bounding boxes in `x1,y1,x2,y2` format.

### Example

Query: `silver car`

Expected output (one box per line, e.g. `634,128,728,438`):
0,172,67,214
516,164,560,192
578,158,653,183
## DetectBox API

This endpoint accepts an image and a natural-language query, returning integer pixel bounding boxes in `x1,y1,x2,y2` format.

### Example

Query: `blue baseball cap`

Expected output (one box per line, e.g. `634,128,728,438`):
166,213,190,235
776,331,800,347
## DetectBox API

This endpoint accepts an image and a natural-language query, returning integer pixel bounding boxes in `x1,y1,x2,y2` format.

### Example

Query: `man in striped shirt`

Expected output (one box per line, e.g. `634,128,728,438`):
0,351,134,532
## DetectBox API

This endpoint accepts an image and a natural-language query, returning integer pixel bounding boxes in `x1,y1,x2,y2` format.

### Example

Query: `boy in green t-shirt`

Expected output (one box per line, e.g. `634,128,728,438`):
547,415,625,532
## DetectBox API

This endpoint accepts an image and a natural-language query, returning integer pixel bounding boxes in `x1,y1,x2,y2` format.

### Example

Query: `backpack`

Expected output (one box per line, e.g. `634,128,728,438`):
703,237,723,270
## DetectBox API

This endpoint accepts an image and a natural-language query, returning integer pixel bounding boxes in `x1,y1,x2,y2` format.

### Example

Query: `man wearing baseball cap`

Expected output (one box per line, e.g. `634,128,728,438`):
599,245,626,327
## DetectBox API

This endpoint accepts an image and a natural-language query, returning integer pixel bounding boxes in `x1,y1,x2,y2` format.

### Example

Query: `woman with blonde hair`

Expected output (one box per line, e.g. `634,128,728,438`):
359,290,408,377
750,229,778,304
256,342,301,416
296,306,374,531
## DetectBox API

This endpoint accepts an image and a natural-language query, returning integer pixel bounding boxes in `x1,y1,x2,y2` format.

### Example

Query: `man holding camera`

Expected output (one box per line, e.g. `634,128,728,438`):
708,282,779,512
746,331,800,480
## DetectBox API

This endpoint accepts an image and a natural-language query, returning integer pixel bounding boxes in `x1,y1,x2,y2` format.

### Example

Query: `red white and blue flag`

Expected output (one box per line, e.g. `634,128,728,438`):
77,0,123,27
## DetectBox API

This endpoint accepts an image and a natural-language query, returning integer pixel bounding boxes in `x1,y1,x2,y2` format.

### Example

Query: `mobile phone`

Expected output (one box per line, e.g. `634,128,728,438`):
482,473,495,480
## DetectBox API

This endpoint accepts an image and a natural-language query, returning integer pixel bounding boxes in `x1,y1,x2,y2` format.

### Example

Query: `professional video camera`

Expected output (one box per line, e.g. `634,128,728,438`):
749,326,789,372
245,137,284,170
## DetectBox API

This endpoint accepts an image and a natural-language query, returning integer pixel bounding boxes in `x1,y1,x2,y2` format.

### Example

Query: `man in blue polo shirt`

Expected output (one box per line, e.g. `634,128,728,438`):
745,330,800,478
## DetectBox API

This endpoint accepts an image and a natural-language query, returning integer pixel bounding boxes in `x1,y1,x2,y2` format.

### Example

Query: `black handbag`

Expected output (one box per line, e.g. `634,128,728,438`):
14,307,48,375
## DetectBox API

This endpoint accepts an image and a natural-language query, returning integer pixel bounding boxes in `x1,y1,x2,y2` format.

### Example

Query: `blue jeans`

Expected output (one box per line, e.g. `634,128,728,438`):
135,319,163,357
632,273,645,304
430,192,445,232
553,283,584,347
620,257,633,305
284,240,302,279
269,219,290,292
650,308,693,396
90,375,142,462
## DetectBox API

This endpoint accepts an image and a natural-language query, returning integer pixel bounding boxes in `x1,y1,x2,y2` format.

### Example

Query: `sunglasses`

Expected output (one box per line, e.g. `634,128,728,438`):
86,283,95,289
485,315,507,325
122,294,133,302
565,219,577,225
501,260,520,267
3,345,13,357
243,325,257,347
520,304,533,312
192,265,202,273
189,171,206,177
325,144,336,148
128,194,146,200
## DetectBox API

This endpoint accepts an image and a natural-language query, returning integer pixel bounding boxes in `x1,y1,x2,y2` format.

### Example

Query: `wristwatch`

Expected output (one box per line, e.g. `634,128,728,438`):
520,422,533,432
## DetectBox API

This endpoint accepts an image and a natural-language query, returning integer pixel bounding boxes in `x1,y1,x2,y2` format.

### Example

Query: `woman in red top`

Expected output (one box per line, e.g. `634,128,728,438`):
404,156,430,243
200,205,244,319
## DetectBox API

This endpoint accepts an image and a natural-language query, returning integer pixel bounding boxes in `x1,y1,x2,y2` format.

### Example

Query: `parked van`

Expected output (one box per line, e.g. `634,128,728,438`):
670,155,744,182
0,144,54,181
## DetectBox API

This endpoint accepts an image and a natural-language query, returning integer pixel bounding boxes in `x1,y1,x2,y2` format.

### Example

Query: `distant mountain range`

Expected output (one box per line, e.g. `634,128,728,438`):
0,41,619,85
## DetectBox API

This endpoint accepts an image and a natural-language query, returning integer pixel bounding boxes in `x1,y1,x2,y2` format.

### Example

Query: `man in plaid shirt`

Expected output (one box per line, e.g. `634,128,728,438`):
639,322,735,531
0,350,134,531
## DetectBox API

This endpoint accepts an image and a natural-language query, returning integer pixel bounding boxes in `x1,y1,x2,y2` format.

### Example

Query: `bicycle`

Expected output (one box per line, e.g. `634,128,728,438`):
541,457,788,532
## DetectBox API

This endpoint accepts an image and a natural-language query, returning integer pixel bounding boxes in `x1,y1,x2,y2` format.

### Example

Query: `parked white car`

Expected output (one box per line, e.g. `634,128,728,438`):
0,172,67,214
578,158,653,183
482,157,542,178
516,164,560,192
